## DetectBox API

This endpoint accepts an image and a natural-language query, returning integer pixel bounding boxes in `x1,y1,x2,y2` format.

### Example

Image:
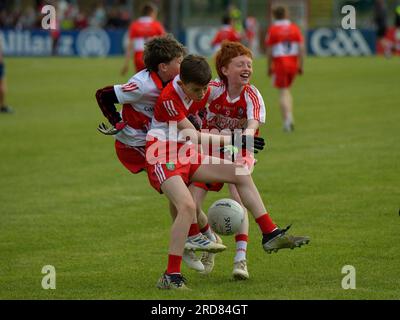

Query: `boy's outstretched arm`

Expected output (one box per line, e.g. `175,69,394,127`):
95,86,122,126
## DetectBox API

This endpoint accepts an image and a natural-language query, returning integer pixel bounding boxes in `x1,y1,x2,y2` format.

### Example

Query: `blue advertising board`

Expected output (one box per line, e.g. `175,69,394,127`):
1,28,126,57
1,27,377,57
307,28,376,56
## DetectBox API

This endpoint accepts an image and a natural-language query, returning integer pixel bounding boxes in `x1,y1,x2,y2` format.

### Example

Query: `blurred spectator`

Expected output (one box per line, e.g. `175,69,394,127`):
75,11,89,29
374,0,390,56
0,6,20,29
90,2,107,28
106,7,125,29
244,16,260,55
384,5,400,56
17,7,37,29
211,15,241,52
0,0,131,31
228,4,243,34
121,2,165,75
0,39,13,114
118,8,130,28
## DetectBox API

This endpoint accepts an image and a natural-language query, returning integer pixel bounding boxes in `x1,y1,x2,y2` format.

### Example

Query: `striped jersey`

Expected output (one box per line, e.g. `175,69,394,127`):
128,16,165,53
113,69,164,147
265,19,303,71
202,79,266,132
148,75,199,143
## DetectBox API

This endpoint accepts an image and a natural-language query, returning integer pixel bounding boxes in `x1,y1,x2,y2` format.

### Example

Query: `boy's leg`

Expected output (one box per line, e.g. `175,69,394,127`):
229,184,249,280
191,161,267,219
191,159,310,252
157,176,195,290
161,176,196,258
169,196,205,272
189,184,223,274
189,184,209,230
228,184,249,237
279,88,294,132
169,201,178,220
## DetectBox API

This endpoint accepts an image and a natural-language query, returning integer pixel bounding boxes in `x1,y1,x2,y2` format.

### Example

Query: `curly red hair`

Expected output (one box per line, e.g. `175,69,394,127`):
215,41,253,83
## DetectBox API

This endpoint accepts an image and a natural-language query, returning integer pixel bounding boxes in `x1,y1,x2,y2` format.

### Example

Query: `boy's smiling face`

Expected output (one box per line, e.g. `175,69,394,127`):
221,54,253,86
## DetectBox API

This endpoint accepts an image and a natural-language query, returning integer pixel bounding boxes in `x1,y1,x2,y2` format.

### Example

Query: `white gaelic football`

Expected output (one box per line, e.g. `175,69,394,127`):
208,199,245,236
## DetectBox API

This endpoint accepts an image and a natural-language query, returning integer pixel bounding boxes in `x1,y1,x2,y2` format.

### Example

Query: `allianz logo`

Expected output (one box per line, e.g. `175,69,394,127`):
0,30,52,55
0,28,110,57
310,28,373,56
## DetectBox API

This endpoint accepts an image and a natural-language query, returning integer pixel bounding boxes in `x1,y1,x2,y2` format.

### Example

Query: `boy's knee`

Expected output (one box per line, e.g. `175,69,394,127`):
178,200,196,217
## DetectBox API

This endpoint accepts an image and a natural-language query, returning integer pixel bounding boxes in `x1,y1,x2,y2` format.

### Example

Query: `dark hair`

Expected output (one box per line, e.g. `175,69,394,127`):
143,34,186,72
180,55,212,86
141,2,157,16
272,6,288,20
222,15,232,25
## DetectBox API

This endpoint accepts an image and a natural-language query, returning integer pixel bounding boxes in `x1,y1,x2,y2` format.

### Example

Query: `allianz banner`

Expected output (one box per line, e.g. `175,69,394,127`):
307,28,376,56
1,28,126,57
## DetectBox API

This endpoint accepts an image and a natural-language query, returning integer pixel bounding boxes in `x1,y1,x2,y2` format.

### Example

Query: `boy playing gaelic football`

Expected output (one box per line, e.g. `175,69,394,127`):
145,55,310,290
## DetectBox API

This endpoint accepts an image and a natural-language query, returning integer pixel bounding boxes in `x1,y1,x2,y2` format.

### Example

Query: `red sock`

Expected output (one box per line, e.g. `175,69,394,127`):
235,234,249,242
200,224,210,234
167,254,182,274
188,223,200,237
256,213,277,234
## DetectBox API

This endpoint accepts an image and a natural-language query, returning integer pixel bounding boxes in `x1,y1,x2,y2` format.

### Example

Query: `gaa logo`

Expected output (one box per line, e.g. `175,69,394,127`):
76,28,110,57
310,29,372,56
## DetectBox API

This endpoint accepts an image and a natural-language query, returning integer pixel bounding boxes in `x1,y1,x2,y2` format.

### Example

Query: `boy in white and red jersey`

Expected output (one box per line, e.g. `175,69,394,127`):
265,6,305,132
146,55,309,290
96,35,224,273
96,35,184,174
121,2,165,75
189,41,266,280
211,15,241,52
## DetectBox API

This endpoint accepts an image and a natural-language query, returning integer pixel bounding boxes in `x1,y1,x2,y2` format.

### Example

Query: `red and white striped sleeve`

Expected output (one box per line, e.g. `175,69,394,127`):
245,85,266,123
160,98,186,122
114,78,144,104
208,79,226,102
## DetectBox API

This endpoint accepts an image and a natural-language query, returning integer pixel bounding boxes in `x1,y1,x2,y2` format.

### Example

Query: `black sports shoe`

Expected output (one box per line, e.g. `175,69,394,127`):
157,272,190,290
0,105,13,113
262,225,310,253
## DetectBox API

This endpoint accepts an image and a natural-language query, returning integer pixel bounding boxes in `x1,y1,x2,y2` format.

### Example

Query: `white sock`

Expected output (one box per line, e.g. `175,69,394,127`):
234,241,247,263
287,112,293,124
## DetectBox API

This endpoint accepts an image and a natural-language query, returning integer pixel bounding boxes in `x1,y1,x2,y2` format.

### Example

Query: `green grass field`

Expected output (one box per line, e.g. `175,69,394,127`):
0,56,399,300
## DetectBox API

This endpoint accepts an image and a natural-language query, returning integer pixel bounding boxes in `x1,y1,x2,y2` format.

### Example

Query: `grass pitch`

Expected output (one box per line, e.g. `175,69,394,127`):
0,56,399,299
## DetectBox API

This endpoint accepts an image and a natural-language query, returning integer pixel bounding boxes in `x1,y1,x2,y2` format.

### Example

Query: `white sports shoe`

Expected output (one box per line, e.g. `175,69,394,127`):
185,234,226,253
199,233,223,274
182,249,205,272
232,260,249,280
